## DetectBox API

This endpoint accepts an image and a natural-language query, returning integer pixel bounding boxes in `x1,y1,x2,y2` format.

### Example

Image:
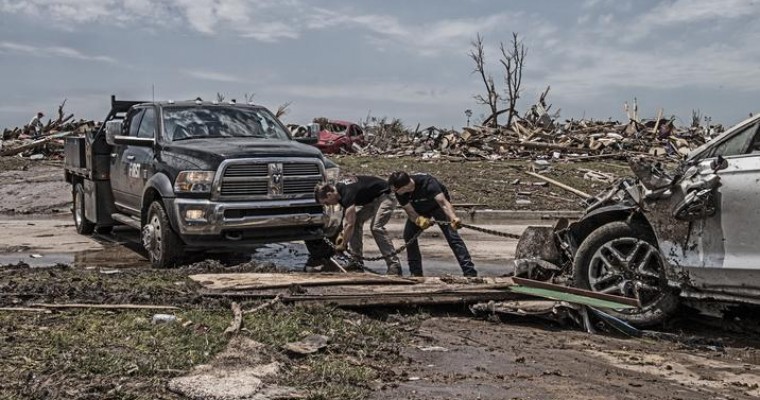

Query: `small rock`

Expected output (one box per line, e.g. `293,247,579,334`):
283,334,329,355
152,314,177,324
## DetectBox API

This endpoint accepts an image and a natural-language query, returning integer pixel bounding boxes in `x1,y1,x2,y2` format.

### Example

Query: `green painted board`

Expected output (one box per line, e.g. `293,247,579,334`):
508,285,638,309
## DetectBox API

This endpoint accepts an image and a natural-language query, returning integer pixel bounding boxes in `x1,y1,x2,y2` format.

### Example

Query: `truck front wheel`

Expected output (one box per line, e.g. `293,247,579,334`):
142,201,183,268
73,183,95,235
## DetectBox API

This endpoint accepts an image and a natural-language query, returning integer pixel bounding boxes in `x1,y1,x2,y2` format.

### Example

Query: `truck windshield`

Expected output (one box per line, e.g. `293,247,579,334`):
163,106,291,141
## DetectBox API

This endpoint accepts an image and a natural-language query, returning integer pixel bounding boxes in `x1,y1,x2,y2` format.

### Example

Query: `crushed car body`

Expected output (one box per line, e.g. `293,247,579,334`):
519,113,760,326
314,120,365,154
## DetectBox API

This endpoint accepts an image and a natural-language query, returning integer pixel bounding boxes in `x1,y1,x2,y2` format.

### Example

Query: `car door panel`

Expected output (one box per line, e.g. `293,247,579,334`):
111,109,143,213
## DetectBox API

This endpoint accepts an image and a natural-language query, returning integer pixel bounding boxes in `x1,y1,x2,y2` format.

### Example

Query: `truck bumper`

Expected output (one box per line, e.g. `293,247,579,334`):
169,198,331,238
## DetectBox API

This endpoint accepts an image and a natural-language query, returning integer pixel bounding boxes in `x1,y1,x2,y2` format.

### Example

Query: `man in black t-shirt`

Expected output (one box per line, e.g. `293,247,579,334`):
388,171,477,277
315,175,402,275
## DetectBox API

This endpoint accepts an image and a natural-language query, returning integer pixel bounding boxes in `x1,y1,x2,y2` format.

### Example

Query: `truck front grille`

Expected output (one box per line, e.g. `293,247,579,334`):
219,161,323,198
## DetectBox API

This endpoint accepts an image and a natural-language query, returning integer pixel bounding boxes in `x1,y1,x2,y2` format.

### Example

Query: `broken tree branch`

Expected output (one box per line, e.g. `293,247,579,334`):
223,302,243,334
243,294,282,315
523,171,592,199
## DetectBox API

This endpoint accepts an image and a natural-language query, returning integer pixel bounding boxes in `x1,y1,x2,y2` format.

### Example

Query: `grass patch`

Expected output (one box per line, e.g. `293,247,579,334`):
239,304,410,400
0,265,414,399
0,308,230,399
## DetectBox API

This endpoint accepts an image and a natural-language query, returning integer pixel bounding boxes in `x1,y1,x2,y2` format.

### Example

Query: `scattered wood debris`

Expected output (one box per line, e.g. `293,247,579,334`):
1,100,98,160
350,95,720,161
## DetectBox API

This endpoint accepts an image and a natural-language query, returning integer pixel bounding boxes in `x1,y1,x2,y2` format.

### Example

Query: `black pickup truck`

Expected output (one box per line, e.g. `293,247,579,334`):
64,96,340,268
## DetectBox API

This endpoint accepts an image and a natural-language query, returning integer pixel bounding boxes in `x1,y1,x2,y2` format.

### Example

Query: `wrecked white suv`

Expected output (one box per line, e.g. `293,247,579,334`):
524,114,760,326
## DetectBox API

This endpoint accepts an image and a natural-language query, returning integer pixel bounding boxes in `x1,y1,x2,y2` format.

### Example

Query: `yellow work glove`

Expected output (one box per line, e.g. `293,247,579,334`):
450,217,462,231
415,216,432,230
334,232,347,252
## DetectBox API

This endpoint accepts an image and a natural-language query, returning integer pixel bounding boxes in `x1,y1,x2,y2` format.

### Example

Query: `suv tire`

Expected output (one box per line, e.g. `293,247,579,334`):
573,221,678,327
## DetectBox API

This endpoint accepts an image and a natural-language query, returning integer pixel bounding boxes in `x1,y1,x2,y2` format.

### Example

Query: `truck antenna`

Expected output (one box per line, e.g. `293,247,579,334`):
152,84,155,102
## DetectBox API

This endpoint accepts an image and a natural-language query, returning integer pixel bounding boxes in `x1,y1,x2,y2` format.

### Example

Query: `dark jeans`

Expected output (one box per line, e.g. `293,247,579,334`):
403,207,477,277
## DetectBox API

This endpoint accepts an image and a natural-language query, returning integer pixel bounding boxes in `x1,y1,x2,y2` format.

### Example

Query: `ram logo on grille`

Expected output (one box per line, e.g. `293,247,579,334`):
269,163,283,195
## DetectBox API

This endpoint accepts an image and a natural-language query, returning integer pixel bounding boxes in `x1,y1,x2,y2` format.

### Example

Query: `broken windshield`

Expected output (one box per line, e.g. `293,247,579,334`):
163,106,290,141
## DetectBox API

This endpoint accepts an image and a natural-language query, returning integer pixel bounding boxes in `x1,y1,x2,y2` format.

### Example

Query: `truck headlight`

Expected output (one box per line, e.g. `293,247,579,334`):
325,167,340,184
174,171,215,193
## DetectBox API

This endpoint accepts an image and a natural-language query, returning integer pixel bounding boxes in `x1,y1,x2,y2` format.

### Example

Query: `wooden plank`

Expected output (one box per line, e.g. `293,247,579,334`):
280,291,521,307
189,272,418,290
0,307,52,313
29,303,180,310
523,171,592,199
188,273,502,291
508,286,637,309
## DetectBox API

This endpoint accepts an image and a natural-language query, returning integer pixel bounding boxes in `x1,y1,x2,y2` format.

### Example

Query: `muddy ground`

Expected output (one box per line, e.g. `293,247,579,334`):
1,156,759,400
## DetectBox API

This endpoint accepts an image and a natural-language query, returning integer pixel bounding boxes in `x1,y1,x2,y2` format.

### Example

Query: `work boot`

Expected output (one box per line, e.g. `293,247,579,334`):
303,257,325,273
344,259,365,272
386,264,402,276
321,257,345,272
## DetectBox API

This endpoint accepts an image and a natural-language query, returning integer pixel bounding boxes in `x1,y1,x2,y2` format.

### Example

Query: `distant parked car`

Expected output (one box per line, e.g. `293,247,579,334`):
315,120,365,154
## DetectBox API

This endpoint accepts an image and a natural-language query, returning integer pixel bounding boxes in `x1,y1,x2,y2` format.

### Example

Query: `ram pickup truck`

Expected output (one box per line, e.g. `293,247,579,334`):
64,96,340,268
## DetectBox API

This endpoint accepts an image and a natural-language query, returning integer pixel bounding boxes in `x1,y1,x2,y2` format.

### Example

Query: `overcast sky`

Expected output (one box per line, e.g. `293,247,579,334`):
1,0,759,130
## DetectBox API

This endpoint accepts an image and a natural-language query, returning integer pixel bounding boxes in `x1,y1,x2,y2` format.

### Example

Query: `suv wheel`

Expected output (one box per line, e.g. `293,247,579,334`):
573,221,678,327
73,183,95,235
142,201,183,268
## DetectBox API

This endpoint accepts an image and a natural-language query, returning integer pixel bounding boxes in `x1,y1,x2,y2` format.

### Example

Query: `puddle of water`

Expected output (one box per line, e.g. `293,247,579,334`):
249,242,512,276
0,245,149,269
1,236,513,277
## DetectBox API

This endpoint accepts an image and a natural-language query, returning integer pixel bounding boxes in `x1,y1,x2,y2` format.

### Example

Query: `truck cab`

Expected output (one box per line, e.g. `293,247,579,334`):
64,97,340,268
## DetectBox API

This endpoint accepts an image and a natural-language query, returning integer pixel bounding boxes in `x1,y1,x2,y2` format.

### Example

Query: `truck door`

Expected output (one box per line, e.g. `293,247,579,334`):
110,109,144,215
128,107,157,215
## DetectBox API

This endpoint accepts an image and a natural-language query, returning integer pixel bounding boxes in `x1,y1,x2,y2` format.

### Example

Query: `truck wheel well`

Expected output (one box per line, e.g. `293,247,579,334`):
142,188,161,225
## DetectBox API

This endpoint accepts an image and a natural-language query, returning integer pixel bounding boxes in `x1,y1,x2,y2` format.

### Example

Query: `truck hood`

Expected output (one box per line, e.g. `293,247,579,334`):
162,138,324,164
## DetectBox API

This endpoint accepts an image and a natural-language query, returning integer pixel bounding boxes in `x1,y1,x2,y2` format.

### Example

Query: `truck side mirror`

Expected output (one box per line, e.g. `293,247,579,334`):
105,120,123,146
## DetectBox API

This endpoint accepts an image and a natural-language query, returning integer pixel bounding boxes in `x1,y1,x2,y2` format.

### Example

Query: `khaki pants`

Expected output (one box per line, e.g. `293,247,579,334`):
349,193,401,270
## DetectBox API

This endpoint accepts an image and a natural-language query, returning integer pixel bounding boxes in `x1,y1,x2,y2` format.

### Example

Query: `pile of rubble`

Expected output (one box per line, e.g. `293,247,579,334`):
357,98,723,160
1,101,98,159
358,117,719,161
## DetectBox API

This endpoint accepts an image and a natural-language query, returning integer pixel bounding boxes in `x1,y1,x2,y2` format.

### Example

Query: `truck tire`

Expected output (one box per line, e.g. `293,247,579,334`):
573,221,678,327
142,201,183,268
73,183,95,235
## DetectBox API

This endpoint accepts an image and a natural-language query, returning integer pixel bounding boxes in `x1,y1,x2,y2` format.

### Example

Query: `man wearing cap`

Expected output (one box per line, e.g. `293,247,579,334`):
388,171,477,277
315,175,402,275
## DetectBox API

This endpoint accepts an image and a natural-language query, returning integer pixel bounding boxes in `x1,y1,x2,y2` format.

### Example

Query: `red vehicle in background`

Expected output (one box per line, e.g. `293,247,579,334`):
315,120,366,154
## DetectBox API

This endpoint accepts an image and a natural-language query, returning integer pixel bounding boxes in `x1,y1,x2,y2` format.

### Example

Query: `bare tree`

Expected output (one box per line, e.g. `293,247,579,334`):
469,34,500,128
244,92,256,103
275,101,292,119
500,32,526,129
216,92,226,103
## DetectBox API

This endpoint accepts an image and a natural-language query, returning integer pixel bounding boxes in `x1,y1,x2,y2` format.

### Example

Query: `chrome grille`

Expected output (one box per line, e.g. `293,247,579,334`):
224,164,268,177
284,177,323,194
219,161,323,198
283,163,320,176
220,181,268,196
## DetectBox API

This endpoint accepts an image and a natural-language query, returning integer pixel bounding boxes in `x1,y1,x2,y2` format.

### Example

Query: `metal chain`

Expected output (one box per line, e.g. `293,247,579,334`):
324,220,521,262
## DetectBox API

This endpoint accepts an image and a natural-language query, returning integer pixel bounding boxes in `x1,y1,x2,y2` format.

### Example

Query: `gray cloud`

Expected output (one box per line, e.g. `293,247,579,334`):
0,41,116,63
